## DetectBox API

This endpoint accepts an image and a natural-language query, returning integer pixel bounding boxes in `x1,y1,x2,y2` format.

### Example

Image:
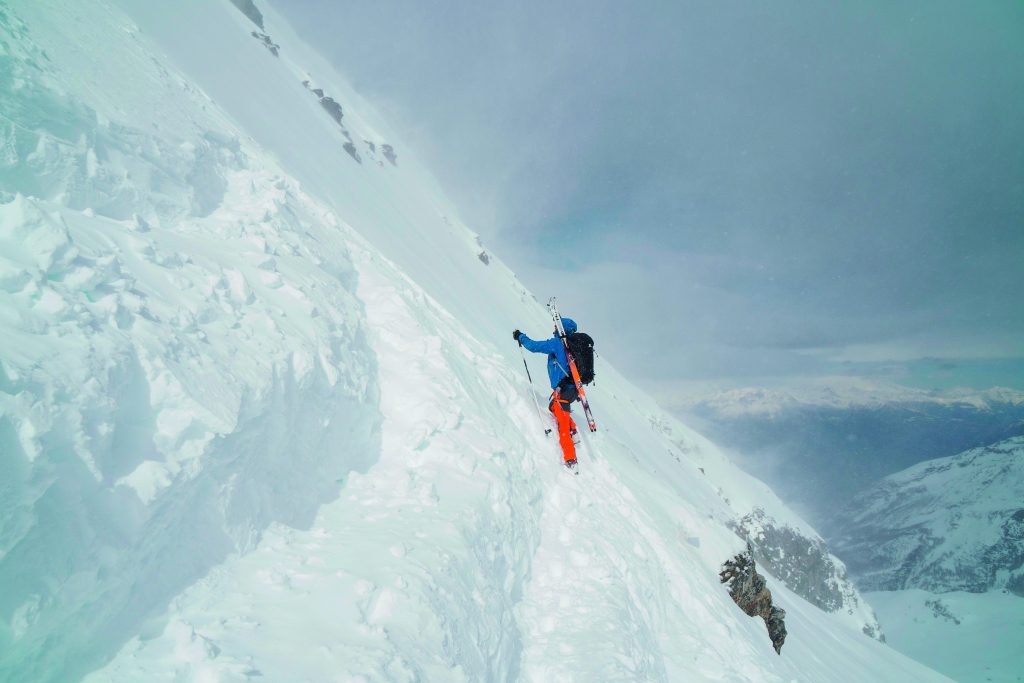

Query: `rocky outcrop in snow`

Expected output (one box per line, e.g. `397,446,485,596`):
731,509,884,640
832,437,1024,594
251,30,280,56
720,548,788,654
230,0,265,29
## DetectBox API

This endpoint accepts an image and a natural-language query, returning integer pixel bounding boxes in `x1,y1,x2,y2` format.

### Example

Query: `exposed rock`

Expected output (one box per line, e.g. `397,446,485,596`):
731,508,875,629
300,81,362,163
862,622,885,642
478,251,490,265
925,598,961,625
250,31,279,57
230,0,264,29
343,141,361,164
319,96,343,125
382,143,398,166
720,548,787,654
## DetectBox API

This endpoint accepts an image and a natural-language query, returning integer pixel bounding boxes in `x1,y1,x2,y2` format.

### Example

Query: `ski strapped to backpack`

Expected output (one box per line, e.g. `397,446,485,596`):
547,297,597,432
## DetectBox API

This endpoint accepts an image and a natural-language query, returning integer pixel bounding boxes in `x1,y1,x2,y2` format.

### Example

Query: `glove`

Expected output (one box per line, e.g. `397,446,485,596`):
513,329,522,342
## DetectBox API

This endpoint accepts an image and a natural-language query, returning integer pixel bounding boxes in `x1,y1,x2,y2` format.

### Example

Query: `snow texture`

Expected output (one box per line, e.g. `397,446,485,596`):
1,1,949,681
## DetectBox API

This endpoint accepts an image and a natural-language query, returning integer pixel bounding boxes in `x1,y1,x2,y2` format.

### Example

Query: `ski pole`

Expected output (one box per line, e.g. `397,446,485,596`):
518,340,552,436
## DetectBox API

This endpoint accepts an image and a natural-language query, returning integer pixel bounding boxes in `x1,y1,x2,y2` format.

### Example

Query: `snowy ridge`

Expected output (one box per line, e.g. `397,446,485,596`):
88,236,933,682
833,436,1024,594
0,1,947,681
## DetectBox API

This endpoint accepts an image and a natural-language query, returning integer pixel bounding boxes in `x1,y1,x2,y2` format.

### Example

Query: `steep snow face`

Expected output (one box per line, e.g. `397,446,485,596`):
87,244,932,683
832,437,1024,594
0,1,949,682
0,3,378,680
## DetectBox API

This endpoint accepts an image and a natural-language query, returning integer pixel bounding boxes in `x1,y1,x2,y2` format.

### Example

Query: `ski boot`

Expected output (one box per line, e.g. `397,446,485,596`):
565,458,579,474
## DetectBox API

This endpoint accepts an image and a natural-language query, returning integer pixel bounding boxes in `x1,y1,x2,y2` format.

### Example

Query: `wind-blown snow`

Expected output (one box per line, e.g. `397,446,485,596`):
1,1,949,681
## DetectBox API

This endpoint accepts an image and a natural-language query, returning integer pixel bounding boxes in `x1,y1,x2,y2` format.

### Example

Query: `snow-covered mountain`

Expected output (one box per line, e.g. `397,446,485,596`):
0,1,947,681
832,436,1024,595
830,437,1024,682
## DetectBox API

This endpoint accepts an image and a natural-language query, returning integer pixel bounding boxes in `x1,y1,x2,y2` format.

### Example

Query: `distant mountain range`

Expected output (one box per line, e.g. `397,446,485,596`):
678,379,1024,418
675,381,1024,535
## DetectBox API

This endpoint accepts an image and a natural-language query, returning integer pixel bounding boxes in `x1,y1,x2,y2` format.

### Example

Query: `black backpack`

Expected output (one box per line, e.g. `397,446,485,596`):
565,332,595,385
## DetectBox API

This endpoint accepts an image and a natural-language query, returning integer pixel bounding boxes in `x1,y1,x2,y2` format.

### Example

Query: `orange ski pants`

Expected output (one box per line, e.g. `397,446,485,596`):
550,389,578,463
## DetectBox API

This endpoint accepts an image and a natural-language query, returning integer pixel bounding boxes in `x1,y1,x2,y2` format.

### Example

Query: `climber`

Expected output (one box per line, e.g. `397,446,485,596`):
513,320,581,468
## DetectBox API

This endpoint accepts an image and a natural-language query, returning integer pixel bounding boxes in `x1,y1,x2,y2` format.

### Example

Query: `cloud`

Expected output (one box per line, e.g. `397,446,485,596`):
277,0,1024,387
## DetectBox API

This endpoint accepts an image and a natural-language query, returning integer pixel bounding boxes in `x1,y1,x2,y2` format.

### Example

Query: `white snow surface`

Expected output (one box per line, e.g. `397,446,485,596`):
0,1,948,681
866,590,1024,683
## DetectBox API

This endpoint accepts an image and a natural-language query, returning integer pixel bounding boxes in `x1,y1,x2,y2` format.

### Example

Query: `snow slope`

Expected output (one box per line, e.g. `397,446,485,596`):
1,1,947,681
865,590,1024,683
84,243,928,683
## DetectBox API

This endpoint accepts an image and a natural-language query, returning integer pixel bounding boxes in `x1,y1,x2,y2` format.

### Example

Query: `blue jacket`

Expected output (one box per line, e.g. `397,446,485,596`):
519,317,577,389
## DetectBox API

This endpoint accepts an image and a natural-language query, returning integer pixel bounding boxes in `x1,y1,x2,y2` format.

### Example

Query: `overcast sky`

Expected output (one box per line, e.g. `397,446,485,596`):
275,0,1024,394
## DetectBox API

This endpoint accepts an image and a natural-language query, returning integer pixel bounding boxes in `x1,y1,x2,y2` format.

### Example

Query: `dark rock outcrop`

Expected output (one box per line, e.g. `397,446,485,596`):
300,81,363,164
731,509,868,616
319,96,344,125
230,0,265,29
343,142,361,164
250,31,279,57
720,548,787,654
382,144,398,166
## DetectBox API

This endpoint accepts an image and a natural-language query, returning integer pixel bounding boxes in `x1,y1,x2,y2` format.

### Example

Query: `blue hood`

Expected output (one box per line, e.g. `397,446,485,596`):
561,317,578,334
